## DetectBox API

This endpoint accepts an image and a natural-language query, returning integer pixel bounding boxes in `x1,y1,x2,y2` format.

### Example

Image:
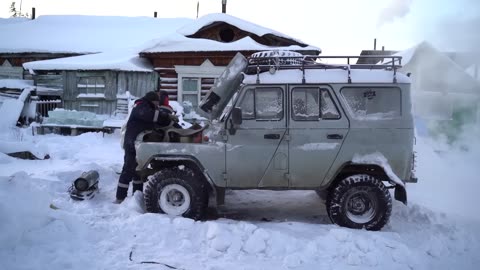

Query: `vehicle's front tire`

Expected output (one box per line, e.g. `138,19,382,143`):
326,174,392,231
144,167,208,220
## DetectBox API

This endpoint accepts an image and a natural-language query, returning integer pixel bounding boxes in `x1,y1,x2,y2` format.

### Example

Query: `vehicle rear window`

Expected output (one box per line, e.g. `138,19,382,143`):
341,87,401,120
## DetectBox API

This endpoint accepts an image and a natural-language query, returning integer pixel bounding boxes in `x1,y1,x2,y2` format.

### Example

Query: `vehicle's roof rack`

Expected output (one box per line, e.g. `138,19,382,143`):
246,54,403,83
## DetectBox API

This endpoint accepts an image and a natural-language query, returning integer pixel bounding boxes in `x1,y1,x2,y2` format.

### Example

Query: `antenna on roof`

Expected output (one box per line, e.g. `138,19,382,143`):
196,1,199,18
222,0,227,13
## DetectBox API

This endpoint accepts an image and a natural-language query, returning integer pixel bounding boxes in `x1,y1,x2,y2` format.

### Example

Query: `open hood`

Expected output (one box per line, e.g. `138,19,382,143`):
199,53,247,119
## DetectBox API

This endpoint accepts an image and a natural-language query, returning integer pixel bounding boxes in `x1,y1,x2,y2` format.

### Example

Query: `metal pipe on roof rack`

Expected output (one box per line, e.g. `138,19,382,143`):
301,60,306,84
393,57,398,83
347,66,352,84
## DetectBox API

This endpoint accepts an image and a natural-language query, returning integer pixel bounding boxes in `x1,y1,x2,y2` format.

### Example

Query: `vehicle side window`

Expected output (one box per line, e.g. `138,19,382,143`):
292,88,319,121
292,88,340,120
341,87,401,119
321,90,341,119
240,89,255,119
238,87,283,120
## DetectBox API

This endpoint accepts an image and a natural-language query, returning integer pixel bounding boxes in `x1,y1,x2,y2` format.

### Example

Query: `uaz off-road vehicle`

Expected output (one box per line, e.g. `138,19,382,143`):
135,51,417,231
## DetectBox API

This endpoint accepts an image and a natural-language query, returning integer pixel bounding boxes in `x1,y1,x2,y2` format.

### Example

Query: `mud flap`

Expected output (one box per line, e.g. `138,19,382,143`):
394,185,407,205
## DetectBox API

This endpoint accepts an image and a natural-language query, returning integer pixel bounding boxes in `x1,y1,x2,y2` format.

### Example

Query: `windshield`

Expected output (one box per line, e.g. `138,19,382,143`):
219,89,241,122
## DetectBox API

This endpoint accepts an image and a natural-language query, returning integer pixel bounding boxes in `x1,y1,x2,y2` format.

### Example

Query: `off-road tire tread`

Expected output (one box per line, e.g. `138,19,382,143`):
144,167,208,220
326,174,392,231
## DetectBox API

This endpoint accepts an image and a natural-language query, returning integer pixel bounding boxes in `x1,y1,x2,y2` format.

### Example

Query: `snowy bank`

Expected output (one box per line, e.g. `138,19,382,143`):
0,130,479,269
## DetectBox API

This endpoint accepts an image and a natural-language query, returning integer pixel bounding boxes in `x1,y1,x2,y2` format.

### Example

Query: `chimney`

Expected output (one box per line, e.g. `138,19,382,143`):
154,11,157,18
374,38,377,50
222,0,227,13
382,46,385,51
31,7,36,20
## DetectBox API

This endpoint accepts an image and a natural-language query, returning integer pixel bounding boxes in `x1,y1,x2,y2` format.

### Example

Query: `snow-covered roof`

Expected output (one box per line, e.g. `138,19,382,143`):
143,13,319,54
0,79,34,89
466,64,479,81
23,49,153,72
177,13,306,45
0,15,192,54
142,34,318,54
393,44,419,66
5,14,319,71
390,41,480,94
243,69,410,84
0,17,30,25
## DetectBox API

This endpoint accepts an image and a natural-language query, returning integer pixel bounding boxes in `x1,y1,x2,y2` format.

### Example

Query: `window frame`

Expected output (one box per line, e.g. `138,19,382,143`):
181,77,201,107
237,86,285,121
290,86,341,121
340,86,403,120
76,76,106,96
175,61,226,110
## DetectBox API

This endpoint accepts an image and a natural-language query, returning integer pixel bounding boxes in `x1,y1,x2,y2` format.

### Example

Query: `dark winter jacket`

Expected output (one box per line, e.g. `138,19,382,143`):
123,98,171,152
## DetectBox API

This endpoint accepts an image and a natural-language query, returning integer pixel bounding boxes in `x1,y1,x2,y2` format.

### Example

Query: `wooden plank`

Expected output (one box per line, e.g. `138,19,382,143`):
104,71,117,101
63,71,76,101
0,66,23,79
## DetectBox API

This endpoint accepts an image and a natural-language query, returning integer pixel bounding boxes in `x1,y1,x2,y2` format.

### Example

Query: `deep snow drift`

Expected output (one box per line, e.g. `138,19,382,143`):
0,128,479,270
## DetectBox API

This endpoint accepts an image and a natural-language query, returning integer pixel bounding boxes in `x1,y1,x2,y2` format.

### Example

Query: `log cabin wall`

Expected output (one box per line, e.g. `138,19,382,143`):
143,51,258,103
60,70,157,115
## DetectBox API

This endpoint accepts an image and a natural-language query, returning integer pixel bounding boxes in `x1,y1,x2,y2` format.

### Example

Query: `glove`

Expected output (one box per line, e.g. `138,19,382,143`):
169,114,179,123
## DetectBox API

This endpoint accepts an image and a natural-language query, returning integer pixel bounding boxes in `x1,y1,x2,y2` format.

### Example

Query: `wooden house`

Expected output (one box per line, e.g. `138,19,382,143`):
2,14,319,116
23,51,158,115
386,42,480,122
0,15,191,103
141,13,319,107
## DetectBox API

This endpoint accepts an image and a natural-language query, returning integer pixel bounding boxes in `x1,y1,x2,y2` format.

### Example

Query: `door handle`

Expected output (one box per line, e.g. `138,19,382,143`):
264,134,281,139
327,134,343,140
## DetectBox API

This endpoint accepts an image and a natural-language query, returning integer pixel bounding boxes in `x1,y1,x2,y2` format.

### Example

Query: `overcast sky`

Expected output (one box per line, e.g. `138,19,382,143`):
1,0,479,55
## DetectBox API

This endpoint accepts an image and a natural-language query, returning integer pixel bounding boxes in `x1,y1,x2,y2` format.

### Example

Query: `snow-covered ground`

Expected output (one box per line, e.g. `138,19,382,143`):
1,127,479,270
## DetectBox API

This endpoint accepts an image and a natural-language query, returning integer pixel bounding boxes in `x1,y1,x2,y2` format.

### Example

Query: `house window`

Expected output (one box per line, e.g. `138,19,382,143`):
182,77,200,107
175,61,227,114
77,77,105,95
219,28,235,42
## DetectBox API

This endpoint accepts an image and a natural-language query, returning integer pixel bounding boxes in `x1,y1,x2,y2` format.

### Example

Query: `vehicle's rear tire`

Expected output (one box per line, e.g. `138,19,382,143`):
144,167,208,220
326,174,392,231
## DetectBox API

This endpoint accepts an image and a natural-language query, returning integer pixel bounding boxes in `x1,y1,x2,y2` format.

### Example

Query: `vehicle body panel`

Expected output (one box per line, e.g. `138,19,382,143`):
136,55,415,198
225,85,288,188
287,84,349,187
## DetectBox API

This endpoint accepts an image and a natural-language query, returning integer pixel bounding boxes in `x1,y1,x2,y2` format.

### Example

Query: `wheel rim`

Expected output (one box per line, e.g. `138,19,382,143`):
345,187,377,224
158,184,191,216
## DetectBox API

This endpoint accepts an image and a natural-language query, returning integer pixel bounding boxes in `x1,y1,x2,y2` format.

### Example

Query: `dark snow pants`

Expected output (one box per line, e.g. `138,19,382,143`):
116,149,143,200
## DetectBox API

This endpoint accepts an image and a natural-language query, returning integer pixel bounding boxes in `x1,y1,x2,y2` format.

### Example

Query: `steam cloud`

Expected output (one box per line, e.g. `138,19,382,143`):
377,0,413,28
